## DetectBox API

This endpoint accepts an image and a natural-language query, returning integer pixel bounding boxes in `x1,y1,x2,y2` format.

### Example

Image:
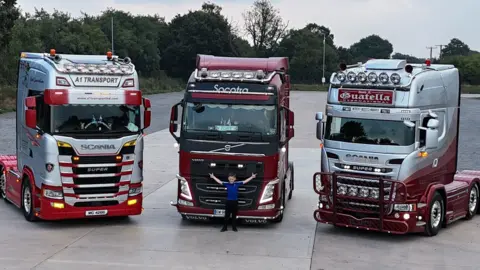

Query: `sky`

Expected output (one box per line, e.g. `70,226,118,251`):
15,0,479,58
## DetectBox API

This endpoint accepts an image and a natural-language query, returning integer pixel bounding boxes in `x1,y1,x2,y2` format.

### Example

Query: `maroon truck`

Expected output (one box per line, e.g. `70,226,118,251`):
169,54,295,224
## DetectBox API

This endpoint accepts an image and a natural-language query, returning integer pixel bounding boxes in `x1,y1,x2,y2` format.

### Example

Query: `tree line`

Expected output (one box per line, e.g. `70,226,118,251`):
1,0,479,91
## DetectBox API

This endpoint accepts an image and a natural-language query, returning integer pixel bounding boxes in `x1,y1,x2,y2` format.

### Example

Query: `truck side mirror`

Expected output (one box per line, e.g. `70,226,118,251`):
25,97,37,129
143,98,151,129
425,119,439,149
287,109,294,126
170,102,181,142
315,112,324,140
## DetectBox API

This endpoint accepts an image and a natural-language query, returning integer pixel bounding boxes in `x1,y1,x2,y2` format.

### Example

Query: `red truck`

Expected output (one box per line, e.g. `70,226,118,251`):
169,54,295,224
313,59,480,236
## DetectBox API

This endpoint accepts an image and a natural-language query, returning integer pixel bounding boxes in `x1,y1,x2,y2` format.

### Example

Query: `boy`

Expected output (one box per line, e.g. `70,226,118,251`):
209,172,257,232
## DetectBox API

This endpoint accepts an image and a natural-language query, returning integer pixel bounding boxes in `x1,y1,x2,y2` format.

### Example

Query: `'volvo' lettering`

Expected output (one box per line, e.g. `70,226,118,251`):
214,84,249,93
80,144,116,150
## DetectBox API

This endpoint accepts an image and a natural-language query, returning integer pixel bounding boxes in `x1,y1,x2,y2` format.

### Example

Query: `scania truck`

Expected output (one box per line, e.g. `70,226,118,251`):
169,54,295,224
0,49,152,222
313,59,480,236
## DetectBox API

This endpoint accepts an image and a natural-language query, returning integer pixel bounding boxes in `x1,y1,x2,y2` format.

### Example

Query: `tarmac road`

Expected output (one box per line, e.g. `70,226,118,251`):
0,91,479,269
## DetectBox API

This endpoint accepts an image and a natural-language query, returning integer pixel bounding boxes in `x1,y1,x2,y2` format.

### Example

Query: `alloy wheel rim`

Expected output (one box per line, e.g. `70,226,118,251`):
431,201,442,228
0,174,5,198
23,187,31,214
469,186,478,213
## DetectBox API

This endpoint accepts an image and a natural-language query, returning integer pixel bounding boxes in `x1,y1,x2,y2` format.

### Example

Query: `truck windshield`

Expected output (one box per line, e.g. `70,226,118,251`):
325,116,415,146
183,102,277,135
52,104,141,134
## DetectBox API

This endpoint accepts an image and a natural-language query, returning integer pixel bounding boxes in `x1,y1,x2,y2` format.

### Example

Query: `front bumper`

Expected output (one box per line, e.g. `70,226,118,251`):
36,194,143,220
314,208,424,234
171,202,282,223
313,172,425,234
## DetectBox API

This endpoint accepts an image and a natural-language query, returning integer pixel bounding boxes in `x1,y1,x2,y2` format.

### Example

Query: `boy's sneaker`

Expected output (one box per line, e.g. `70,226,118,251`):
221,227,227,232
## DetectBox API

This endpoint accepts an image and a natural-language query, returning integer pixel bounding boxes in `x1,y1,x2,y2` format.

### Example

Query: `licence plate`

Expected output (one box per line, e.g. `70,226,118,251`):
85,210,108,216
213,209,225,216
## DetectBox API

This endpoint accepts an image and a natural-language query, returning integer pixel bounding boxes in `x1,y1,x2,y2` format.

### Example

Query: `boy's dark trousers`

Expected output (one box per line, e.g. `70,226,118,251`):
222,200,238,231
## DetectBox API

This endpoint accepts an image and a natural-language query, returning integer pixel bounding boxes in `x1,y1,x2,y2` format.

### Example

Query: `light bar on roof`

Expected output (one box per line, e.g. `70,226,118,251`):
194,68,274,82
333,70,404,85
60,63,134,75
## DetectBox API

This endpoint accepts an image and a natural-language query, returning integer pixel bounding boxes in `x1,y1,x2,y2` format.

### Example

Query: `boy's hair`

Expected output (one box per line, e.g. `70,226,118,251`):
228,172,236,178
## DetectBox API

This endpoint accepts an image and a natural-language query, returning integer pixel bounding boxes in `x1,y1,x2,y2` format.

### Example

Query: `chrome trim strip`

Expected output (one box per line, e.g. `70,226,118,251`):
187,139,269,145
190,151,265,157
177,212,281,219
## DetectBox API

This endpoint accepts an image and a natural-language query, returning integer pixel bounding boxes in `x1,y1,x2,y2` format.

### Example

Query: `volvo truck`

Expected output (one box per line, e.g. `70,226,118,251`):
170,54,295,224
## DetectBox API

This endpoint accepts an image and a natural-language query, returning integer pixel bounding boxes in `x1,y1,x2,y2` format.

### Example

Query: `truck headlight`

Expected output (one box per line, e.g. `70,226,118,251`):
315,174,323,191
394,204,416,212
177,174,192,200
43,189,63,200
129,186,142,196
259,179,279,204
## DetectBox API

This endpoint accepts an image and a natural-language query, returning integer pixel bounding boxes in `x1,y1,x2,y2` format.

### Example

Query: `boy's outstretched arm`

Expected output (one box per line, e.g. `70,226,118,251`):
242,173,257,184
209,173,223,185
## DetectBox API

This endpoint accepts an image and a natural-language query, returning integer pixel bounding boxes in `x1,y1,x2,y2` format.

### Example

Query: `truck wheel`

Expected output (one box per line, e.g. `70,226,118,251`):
288,163,294,200
272,185,285,223
465,184,479,220
0,169,7,202
424,192,443,237
21,180,38,222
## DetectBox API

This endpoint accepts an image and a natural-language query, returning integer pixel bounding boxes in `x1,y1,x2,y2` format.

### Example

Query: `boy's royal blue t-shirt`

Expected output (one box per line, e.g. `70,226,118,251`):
222,181,244,200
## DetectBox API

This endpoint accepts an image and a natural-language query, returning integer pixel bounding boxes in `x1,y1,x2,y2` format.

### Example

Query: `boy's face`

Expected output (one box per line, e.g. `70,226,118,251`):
228,175,236,183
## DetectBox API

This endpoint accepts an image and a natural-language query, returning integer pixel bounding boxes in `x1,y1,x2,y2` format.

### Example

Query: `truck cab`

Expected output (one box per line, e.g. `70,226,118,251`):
313,59,480,236
169,54,295,224
0,50,152,221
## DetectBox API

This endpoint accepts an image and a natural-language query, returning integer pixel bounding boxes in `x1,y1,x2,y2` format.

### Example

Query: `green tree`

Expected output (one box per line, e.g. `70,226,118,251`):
349,34,393,63
0,0,20,48
242,0,288,57
441,38,471,58
391,52,425,63
278,25,338,84
161,3,241,78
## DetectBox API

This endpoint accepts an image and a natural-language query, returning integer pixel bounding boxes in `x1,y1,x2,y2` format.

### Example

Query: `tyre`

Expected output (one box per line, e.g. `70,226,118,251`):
0,168,7,202
21,180,38,222
272,184,285,223
288,162,294,200
465,184,479,220
424,192,443,236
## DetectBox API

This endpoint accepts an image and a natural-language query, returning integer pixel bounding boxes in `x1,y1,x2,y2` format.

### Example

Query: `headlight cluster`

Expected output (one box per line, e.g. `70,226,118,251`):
336,71,401,84
177,174,192,200
337,184,379,199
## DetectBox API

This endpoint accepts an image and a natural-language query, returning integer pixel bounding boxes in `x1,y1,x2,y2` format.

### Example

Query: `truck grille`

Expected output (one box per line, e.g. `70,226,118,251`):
334,174,396,219
190,159,264,210
59,151,134,206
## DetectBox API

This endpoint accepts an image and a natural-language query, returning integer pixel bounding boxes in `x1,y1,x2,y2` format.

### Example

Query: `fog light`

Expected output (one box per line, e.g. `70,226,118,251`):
319,203,324,209
128,199,137,206
258,203,275,210
403,213,410,220
178,199,194,206
394,213,399,218
51,202,64,209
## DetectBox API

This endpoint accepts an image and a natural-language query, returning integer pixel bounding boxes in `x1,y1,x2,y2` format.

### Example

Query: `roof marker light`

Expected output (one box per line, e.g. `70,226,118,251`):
425,59,431,66
379,72,389,84
107,51,113,60
339,63,347,71
405,65,413,73
347,72,356,82
367,72,378,83
390,73,401,84
357,72,367,83
50,49,56,56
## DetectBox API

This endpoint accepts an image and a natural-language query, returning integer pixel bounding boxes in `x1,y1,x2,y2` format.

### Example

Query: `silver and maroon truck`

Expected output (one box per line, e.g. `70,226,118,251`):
313,59,480,236
0,50,152,222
